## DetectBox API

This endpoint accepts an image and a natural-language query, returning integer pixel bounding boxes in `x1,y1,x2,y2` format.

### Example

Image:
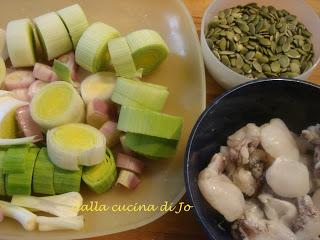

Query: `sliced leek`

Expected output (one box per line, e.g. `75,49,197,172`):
0,29,9,60
33,148,55,195
0,136,36,146
82,149,117,194
118,106,183,140
6,19,36,67
47,123,106,170
124,133,178,158
0,57,5,88
53,59,72,83
126,29,169,75
111,77,169,111
0,151,5,195
53,166,82,194
34,12,73,60
3,147,29,174
0,95,28,138
80,72,116,104
30,81,85,130
108,37,142,79
6,148,40,196
75,22,120,72
57,4,89,48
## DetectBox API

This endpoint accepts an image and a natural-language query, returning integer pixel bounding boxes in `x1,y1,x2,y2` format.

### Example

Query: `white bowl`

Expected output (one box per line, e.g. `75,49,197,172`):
201,0,320,89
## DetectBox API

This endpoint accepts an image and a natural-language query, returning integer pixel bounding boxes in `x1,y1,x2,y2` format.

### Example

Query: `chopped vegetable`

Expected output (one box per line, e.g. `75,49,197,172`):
100,121,121,147
0,29,8,60
116,153,144,174
11,192,83,217
11,88,29,102
126,29,169,75
27,80,48,99
0,57,5,88
117,169,141,190
80,71,116,104
30,81,85,130
57,4,89,48
32,63,58,82
111,77,169,111
33,148,55,195
15,105,43,142
86,98,109,129
0,200,37,231
0,95,27,138
0,151,6,195
53,59,72,83
37,215,84,231
82,149,117,194
47,123,106,170
57,52,77,81
75,22,120,72
3,147,28,174
120,134,135,156
53,166,82,194
6,19,36,67
33,12,72,60
124,133,178,158
0,136,36,146
118,106,183,140
6,148,39,195
4,71,35,90
108,37,142,79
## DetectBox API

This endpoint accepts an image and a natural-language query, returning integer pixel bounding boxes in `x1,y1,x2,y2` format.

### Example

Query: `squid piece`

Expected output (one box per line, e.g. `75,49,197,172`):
301,124,320,145
232,201,296,240
227,123,261,165
232,168,257,197
293,195,320,240
198,153,245,222
312,188,320,210
261,118,300,162
266,157,310,198
258,193,297,227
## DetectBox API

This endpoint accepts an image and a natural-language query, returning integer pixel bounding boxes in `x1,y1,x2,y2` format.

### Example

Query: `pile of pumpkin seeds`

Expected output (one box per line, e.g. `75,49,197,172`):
205,3,314,79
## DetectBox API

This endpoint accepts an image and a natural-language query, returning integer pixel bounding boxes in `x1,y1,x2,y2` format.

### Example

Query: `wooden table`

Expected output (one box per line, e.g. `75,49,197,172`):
91,1,320,239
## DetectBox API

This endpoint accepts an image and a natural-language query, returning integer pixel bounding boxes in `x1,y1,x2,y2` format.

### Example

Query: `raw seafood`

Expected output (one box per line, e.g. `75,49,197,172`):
198,153,245,222
199,119,320,239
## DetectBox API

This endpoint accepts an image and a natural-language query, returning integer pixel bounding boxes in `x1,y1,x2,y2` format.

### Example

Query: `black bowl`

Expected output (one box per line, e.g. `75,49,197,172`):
184,78,320,240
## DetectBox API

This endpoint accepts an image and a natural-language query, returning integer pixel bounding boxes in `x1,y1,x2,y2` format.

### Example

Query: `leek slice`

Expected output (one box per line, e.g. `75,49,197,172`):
33,148,55,195
75,22,120,73
0,151,5,195
111,77,169,111
80,72,116,104
82,149,117,194
108,37,142,79
6,148,40,196
57,4,89,48
124,133,178,158
34,12,73,60
47,123,106,170
30,81,85,130
126,29,169,75
118,106,183,140
6,19,36,67
0,29,8,60
53,59,72,83
0,57,5,88
0,96,28,138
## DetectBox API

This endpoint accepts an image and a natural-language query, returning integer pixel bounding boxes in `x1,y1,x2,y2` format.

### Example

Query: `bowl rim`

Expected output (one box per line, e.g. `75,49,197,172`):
200,0,320,82
183,78,320,240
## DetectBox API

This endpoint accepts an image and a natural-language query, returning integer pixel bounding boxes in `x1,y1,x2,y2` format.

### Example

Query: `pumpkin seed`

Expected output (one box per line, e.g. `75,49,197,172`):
271,61,281,73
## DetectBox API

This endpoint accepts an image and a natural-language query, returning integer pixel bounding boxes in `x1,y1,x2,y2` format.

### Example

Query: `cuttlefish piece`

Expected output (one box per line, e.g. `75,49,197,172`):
232,168,257,197
293,195,320,240
198,153,245,222
261,118,300,162
258,193,297,227
266,157,310,198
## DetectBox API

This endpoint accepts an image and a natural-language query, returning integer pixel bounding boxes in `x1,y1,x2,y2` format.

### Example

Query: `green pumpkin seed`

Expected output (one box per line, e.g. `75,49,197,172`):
253,60,262,72
290,62,300,73
285,49,301,58
271,61,281,73
282,42,291,52
279,55,290,68
221,55,231,67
